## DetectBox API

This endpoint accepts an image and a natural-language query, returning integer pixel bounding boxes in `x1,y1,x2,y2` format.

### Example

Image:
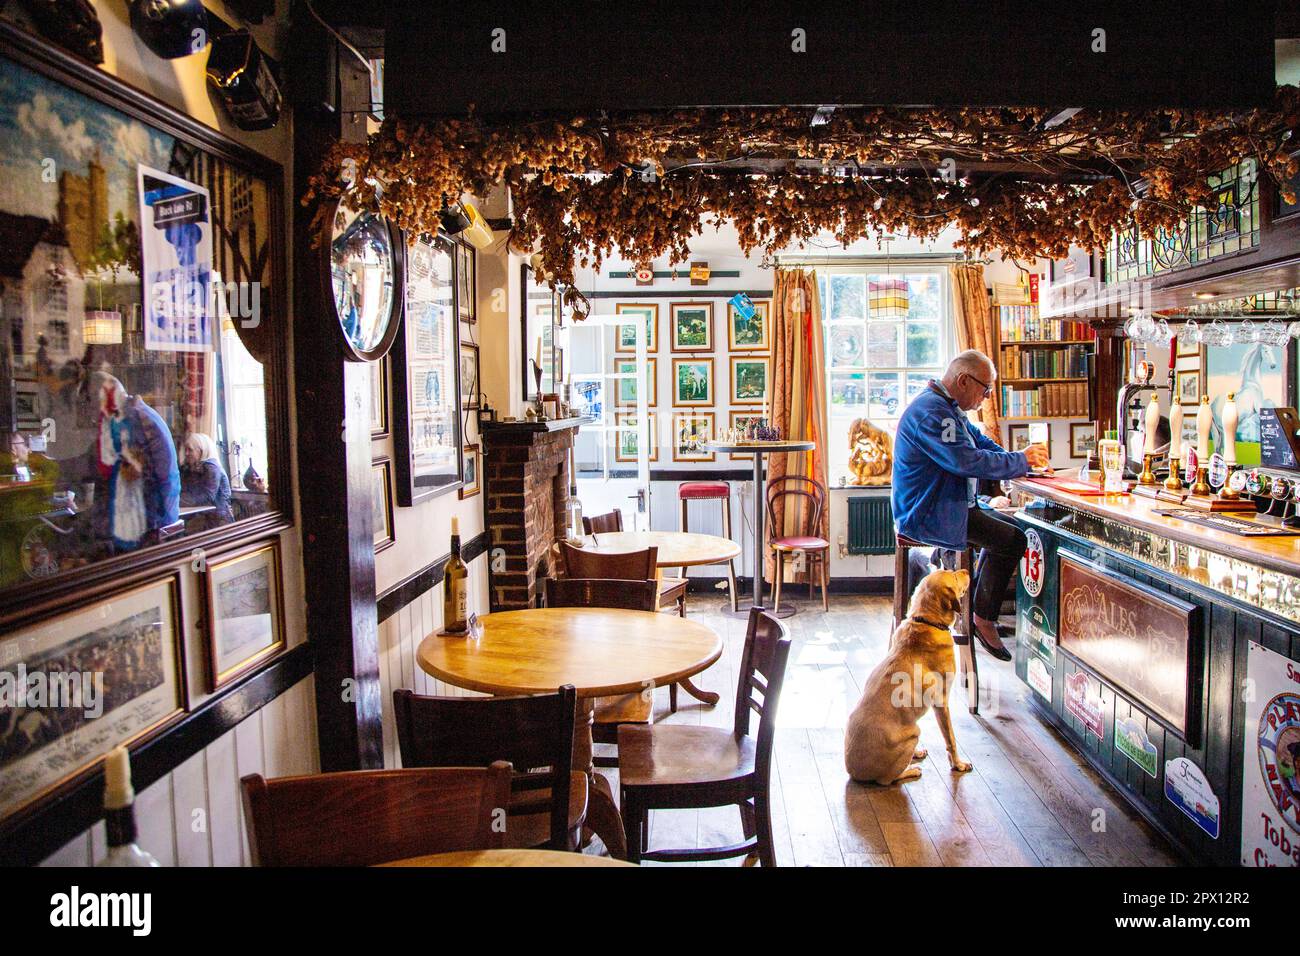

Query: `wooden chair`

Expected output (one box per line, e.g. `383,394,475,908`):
618,607,792,866
893,534,979,715
240,764,512,867
577,509,689,615
766,475,830,611
393,685,584,852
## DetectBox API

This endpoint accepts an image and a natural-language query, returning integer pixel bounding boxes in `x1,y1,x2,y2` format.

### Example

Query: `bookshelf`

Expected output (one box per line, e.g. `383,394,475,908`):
993,302,1095,420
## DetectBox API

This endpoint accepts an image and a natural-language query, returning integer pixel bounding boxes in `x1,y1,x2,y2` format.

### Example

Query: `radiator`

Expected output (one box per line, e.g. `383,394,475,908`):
846,495,895,555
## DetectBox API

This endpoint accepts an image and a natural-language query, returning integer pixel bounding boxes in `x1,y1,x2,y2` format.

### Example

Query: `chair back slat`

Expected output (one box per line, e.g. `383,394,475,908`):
557,542,658,582
544,576,658,612
392,687,577,850
733,608,793,785
240,764,513,866
765,475,826,535
582,509,624,535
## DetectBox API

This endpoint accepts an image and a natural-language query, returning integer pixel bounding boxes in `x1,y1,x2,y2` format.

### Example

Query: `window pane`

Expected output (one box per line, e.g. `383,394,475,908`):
906,321,940,366
868,371,901,418
906,372,932,404
830,371,866,411
829,274,865,320
865,321,900,367
828,323,865,368
906,274,942,320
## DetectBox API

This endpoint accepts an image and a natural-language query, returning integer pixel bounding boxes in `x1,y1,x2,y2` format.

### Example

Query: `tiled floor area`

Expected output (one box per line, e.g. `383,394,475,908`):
595,592,1181,866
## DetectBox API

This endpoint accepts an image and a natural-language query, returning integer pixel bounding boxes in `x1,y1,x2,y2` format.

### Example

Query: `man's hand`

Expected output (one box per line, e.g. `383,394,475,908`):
1023,443,1051,471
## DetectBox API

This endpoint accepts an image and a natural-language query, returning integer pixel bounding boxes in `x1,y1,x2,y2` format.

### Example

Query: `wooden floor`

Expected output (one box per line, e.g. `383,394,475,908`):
592,592,1180,867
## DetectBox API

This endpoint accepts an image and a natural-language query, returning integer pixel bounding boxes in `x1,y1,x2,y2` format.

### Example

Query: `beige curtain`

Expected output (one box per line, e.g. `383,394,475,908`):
950,263,1002,443
767,268,829,585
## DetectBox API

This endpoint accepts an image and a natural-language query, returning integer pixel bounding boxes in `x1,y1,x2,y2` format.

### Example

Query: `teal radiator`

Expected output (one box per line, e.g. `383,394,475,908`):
846,496,895,555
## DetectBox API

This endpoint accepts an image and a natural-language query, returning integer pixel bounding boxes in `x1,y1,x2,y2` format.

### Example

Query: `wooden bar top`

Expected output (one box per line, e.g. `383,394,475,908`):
1010,477,1300,578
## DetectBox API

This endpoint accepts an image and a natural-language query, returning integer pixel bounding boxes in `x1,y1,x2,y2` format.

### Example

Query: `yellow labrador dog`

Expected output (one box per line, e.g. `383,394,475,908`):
844,568,973,785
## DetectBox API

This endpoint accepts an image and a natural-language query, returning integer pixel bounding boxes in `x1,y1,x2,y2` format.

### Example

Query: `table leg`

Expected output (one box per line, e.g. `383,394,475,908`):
752,452,764,608
675,677,720,706
574,697,626,859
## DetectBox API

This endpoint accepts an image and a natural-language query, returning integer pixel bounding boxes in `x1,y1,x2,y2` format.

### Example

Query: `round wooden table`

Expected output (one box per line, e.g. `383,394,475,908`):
581,530,741,568
417,607,723,859
379,849,636,868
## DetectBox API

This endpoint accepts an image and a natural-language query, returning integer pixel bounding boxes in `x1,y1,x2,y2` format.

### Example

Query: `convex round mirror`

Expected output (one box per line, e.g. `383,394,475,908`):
326,198,403,361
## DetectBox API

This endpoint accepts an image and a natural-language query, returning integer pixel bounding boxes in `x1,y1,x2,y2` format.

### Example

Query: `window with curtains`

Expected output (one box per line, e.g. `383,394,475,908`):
818,267,954,484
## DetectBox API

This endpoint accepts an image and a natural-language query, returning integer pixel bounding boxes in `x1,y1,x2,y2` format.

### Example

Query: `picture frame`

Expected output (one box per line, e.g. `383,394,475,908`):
392,234,463,505
1202,339,1294,466
460,341,481,410
730,356,769,405
1006,423,1050,457
672,411,715,461
614,411,659,462
369,356,390,440
371,457,395,553
1175,368,1201,405
1176,337,1200,359
728,411,765,460
0,572,186,826
670,301,714,351
728,299,769,351
459,443,481,499
1049,247,1094,286
615,357,657,406
1069,422,1097,459
615,303,659,353
457,241,476,323
204,539,286,691
673,357,714,406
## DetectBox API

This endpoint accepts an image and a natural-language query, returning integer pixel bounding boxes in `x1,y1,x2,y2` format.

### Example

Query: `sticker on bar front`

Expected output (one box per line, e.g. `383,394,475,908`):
1021,603,1056,666
1064,671,1104,739
1027,656,1052,701
1165,756,1219,840
1020,529,1044,597
1115,715,1158,778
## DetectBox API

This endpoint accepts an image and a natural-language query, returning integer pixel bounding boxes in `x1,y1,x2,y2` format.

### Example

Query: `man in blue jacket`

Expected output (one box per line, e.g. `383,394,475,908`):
892,350,1049,660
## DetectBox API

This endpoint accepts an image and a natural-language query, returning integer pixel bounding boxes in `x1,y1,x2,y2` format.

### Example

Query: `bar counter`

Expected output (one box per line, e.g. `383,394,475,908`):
1010,478,1300,867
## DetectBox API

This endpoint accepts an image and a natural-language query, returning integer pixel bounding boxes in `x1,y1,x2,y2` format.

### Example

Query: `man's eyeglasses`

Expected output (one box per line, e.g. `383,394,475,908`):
965,373,994,397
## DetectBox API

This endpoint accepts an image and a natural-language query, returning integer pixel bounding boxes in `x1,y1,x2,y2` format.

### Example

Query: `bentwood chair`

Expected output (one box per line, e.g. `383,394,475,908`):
240,764,512,866
893,534,979,715
578,509,689,616
544,576,660,768
766,475,831,611
393,685,585,851
618,607,792,866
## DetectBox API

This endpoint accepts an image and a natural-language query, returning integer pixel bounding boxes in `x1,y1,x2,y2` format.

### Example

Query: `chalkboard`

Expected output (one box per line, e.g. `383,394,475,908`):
1259,407,1300,472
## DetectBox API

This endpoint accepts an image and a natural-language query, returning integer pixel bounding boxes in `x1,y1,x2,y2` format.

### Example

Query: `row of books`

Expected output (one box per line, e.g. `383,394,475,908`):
997,306,1093,342
1000,383,1089,418
1000,345,1090,380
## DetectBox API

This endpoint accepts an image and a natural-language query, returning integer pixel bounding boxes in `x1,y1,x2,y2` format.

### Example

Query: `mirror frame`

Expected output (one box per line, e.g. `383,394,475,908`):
321,196,405,363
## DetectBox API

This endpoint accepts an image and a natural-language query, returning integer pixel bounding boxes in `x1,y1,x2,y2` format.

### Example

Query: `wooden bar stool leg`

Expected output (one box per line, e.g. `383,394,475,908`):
772,551,784,613
808,552,815,600
722,496,738,613
958,548,980,716
820,551,830,611
893,542,909,629
678,498,690,579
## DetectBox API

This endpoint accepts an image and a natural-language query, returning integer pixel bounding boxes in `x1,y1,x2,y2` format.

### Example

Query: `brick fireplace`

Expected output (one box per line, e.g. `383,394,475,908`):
481,419,578,611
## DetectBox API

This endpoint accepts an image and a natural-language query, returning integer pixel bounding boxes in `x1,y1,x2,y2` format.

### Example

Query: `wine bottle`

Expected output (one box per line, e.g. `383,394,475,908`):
97,746,160,867
443,516,469,633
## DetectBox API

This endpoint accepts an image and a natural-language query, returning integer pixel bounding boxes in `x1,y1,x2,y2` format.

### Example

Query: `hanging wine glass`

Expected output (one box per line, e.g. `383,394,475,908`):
1178,320,1201,347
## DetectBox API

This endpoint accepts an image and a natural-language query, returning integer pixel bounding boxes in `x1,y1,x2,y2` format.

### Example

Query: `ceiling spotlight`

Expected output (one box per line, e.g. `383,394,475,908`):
1195,292,1215,300
810,106,836,127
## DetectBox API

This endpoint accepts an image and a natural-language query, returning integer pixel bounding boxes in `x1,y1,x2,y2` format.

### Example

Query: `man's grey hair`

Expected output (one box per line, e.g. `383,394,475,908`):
945,349,996,381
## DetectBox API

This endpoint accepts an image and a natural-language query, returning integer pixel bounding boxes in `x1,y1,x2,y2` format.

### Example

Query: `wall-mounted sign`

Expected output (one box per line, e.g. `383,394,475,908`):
1115,715,1158,778
1064,670,1105,739
139,165,213,353
1022,602,1056,666
1165,756,1219,840
1241,641,1300,866
1058,554,1199,738
634,264,654,286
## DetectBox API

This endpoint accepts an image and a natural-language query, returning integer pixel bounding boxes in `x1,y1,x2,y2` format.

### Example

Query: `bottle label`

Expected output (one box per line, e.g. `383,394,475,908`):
453,579,467,621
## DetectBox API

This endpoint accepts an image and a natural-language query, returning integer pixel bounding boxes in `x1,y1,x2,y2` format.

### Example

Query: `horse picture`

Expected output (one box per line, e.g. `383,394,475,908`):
1207,342,1285,461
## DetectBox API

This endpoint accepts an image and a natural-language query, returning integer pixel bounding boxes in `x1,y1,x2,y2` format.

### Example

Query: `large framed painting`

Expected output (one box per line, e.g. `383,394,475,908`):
615,303,658,353
0,572,185,826
670,302,713,351
673,357,713,406
728,299,769,351
729,356,769,405
371,457,395,553
1203,340,1293,466
203,539,285,691
0,25,291,612
392,234,463,505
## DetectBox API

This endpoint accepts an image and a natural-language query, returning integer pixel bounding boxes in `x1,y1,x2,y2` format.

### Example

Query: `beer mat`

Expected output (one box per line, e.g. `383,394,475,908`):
1023,475,1122,496
1153,509,1300,536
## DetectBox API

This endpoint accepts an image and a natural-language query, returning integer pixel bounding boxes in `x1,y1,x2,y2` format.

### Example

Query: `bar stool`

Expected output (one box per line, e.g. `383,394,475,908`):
893,533,980,715
677,481,739,612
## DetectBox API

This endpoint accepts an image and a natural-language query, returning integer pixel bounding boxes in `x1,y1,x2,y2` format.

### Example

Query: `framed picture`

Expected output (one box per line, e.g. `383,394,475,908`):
393,234,463,505
615,303,659,353
457,241,476,323
728,299,769,351
670,302,713,351
730,356,769,405
368,356,390,440
614,411,659,462
1069,422,1097,459
204,540,286,691
460,341,480,410
1006,423,1048,456
615,357,657,406
1176,336,1200,359
672,411,715,461
673,357,714,406
0,573,185,825
572,377,604,419
728,411,765,460
1049,247,1094,285
1175,368,1201,405
371,457,395,553
459,444,481,499
1203,340,1292,466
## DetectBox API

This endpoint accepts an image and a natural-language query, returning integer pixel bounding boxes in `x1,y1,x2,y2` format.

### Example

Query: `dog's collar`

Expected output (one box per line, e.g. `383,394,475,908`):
907,614,952,632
